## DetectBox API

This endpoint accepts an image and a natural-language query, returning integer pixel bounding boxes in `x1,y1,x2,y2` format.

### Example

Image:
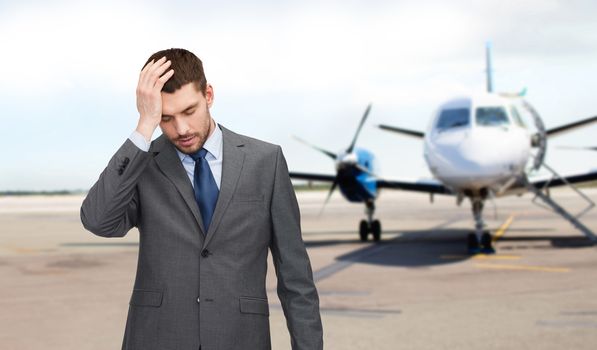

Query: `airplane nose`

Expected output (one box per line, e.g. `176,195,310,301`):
427,128,529,187
460,128,528,169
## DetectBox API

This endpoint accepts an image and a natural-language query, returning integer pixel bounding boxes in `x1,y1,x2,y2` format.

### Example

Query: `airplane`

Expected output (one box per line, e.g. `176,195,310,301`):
377,42,597,253
289,104,392,242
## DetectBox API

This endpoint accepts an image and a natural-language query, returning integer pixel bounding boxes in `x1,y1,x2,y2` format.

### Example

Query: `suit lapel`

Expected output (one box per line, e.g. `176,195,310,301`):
203,125,245,248
152,135,207,236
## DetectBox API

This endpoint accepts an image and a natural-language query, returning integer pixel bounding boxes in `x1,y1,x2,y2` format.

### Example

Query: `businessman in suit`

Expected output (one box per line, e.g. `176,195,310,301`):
80,48,323,350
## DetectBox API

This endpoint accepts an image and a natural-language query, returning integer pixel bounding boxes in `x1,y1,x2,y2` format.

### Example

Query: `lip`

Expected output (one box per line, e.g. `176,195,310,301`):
178,135,196,147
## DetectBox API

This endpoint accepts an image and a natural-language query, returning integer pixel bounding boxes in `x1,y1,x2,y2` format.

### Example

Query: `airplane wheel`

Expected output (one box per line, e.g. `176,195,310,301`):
480,232,495,254
359,220,369,242
371,220,381,242
467,233,480,255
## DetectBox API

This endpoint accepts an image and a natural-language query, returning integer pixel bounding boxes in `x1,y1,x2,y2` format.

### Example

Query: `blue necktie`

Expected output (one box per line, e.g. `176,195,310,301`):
191,148,219,233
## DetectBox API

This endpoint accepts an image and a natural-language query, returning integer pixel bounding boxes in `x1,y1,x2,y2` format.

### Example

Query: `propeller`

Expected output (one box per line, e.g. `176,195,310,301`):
318,181,339,217
293,104,374,216
292,135,337,160
522,100,547,171
346,103,372,153
557,146,597,151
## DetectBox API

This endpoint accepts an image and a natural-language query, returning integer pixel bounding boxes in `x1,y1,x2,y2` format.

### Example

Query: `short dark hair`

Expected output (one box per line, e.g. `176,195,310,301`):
144,48,207,94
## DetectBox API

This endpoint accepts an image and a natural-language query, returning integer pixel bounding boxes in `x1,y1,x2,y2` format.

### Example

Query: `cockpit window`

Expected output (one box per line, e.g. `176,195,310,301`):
475,107,509,127
436,108,469,130
510,106,526,128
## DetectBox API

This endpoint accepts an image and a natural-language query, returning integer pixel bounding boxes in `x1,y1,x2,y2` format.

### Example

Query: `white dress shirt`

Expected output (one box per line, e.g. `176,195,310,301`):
128,121,223,189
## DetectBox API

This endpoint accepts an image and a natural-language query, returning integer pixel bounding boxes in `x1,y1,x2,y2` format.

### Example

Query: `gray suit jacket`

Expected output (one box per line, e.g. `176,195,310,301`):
80,125,323,350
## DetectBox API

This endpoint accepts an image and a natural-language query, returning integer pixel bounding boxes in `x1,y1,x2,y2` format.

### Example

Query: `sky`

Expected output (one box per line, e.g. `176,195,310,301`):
1,0,597,191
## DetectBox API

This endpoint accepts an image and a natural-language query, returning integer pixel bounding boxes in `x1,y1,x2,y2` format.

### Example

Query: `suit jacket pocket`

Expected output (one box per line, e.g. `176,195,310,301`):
239,296,269,316
130,289,163,307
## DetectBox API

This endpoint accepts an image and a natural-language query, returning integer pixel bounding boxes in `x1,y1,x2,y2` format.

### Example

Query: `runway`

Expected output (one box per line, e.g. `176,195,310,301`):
1,188,597,349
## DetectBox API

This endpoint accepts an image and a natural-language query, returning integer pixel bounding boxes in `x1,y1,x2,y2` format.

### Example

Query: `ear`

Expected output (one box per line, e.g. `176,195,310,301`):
205,83,214,108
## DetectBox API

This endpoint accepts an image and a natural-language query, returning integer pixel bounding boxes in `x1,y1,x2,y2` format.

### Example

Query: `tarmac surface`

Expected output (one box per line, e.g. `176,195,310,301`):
1,188,597,349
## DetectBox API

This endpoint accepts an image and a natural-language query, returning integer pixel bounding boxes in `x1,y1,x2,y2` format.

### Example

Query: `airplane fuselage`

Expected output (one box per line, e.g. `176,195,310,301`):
424,94,532,195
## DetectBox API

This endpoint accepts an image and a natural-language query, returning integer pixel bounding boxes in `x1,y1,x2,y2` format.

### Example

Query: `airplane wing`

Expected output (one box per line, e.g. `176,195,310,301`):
377,178,453,194
376,170,597,196
546,115,597,137
289,172,336,182
290,171,453,194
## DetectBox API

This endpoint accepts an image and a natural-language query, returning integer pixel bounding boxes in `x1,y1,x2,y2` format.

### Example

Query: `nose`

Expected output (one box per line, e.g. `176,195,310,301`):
173,118,190,136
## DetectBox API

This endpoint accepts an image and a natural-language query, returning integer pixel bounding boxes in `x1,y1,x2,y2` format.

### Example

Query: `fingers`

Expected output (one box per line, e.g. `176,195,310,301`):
142,56,166,73
135,56,175,123
141,57,166,87
155,69,175,90
141,58,156,74
138,57,160,86
138,56,171,91
152,60,173,87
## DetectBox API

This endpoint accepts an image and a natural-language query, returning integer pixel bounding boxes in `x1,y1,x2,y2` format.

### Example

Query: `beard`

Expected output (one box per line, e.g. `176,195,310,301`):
172,116,214,155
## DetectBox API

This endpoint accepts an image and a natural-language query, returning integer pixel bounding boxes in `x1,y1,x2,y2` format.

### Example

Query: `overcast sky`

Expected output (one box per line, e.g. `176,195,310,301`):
1,0,597,191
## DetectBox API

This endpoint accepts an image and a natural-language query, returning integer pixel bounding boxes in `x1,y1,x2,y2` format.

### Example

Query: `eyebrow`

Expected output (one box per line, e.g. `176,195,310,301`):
162,102,199,119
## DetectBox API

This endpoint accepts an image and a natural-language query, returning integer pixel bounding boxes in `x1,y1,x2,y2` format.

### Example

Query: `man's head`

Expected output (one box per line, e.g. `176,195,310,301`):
145,48,214,155
145,48,207,95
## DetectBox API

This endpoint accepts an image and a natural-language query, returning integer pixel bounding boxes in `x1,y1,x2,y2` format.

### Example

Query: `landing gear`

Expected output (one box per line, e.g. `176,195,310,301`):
467,233,480,254
359,220,368,241
371,220,381,241
470,198,495,254
481,232,495,254
358,201,382,242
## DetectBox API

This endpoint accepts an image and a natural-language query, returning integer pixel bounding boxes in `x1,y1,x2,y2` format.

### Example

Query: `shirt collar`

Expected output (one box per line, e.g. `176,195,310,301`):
175,121,222,162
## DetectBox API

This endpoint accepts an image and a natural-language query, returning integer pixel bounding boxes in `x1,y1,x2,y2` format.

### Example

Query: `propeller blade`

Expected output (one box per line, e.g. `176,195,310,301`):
292,135,337,160
557,146,597,151
346,103,372,153
546,115,597,137
318,180,339,217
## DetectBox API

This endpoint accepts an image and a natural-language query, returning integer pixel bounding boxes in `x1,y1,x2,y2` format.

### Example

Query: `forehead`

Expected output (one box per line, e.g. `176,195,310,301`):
161,83,203,115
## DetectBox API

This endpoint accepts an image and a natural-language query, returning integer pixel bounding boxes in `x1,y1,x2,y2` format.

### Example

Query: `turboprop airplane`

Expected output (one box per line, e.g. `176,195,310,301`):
377,43,597,253
290,104,388,242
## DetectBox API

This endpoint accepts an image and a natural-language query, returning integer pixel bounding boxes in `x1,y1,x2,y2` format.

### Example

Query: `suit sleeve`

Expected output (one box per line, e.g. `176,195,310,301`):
80,138,153,237
269,146,324,350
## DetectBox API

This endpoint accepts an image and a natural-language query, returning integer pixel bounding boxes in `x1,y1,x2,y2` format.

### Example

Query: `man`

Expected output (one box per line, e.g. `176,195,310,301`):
80,48,323,350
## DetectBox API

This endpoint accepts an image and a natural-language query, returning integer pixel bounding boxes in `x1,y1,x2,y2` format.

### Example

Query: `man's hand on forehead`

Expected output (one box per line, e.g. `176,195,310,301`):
135,56,174,141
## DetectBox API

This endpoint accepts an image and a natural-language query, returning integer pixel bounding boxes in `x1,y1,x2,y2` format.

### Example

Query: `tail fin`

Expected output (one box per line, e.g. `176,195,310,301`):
485,41,494,93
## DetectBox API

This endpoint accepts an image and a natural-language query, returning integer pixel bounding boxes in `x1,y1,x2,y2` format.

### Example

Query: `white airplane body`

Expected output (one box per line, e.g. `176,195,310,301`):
425,94,531,192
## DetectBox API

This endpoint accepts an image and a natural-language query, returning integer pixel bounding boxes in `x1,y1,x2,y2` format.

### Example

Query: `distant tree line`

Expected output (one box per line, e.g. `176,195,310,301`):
0,190,87,196
0,183,335,196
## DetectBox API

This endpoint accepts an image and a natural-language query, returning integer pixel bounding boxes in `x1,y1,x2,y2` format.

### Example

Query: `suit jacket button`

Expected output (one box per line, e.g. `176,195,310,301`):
118,169,124,175
123,157,130,164
201,249,210,257
197,297,200,303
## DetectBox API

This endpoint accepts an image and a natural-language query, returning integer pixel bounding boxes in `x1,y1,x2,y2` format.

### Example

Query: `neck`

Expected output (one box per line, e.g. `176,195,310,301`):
207,118,215,138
